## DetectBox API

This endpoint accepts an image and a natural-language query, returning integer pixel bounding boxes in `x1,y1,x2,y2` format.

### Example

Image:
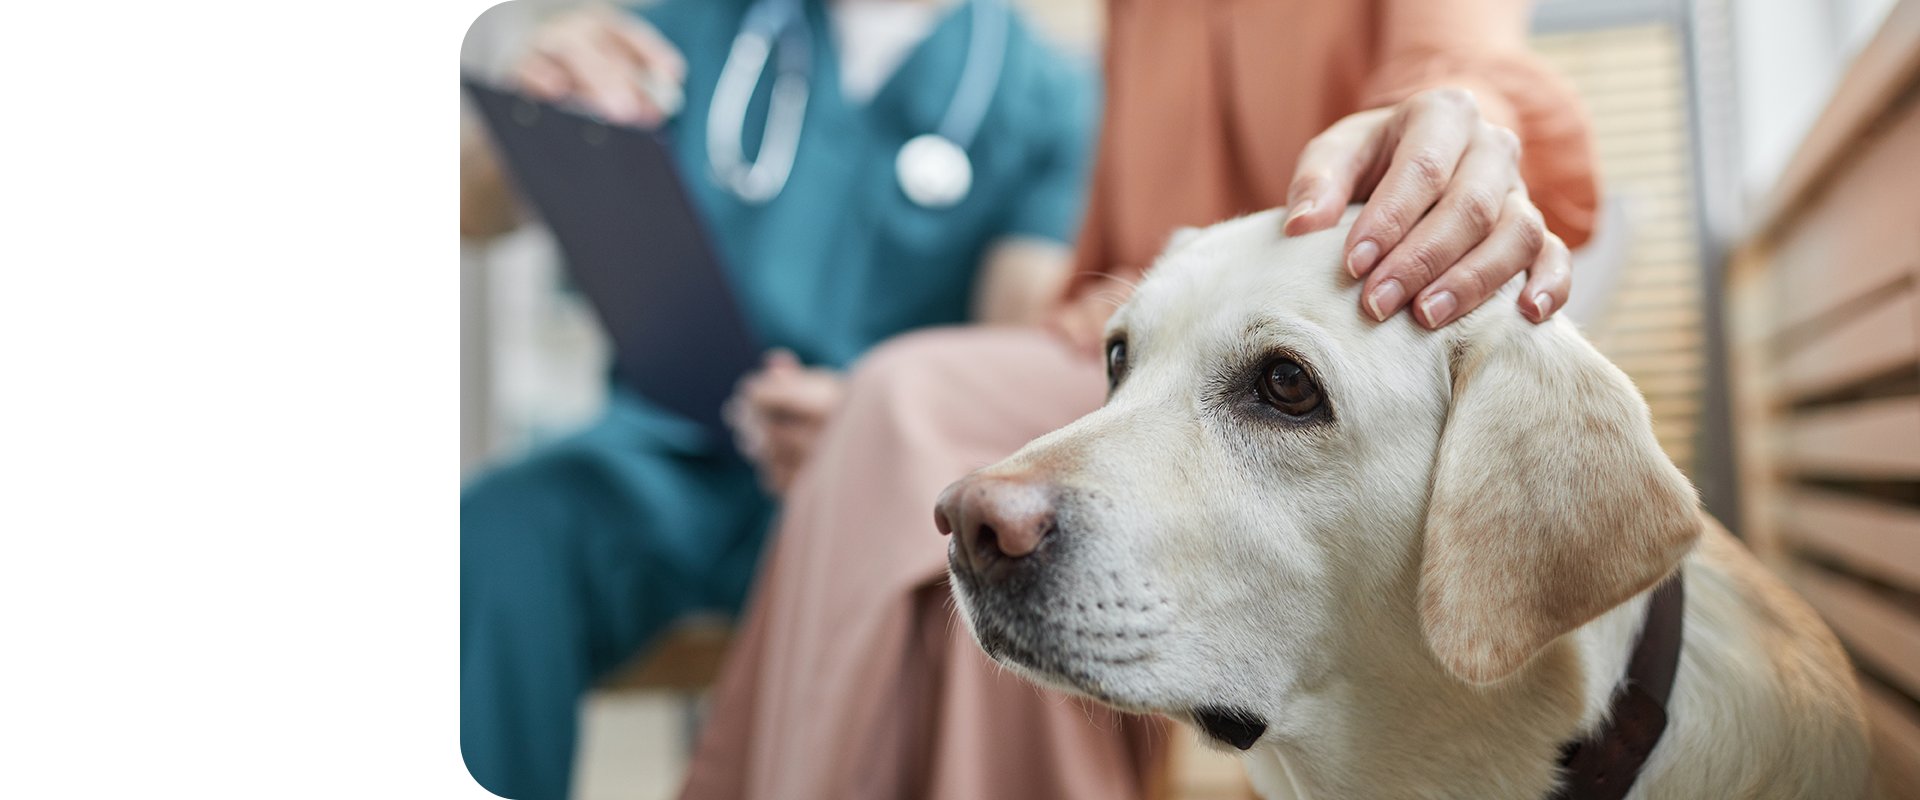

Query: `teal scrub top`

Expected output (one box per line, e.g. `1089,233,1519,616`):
637,0,1097,371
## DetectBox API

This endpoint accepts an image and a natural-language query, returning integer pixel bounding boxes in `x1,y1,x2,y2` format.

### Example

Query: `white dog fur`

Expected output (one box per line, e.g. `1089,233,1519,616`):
945,208,1870,799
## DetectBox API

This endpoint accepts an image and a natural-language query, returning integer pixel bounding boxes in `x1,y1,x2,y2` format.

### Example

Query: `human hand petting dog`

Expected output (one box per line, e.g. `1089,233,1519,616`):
724,350,847,496
1282,88,1571,329
512,3,687,128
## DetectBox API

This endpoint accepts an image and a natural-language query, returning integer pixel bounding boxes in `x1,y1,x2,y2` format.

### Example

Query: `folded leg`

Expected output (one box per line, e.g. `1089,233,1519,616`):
682,327,1169,800
463,402,771,800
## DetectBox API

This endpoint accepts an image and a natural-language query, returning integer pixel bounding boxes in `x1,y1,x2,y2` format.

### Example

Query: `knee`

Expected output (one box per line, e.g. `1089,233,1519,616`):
850,327,973,390
842,328,1006,423
828,327,1080,461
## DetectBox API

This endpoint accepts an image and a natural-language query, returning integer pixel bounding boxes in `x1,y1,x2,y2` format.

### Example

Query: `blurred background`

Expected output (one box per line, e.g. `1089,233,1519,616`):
461,0,1920,797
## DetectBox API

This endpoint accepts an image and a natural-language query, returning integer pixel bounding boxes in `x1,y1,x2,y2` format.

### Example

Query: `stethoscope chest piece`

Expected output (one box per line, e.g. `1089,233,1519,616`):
896,134,972,209
711,0,1007,207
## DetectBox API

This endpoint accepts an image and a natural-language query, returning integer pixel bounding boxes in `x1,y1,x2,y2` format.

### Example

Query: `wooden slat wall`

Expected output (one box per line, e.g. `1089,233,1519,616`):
1768,100,1920,332
1777,281,1918,401
1533,25,1705,471
1727,3,1920,795
1785,397,1920,477
1786,488,1920,591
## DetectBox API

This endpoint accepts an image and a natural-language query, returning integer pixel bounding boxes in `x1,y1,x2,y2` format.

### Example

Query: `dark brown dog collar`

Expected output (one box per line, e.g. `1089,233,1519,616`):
1548,571,1685,800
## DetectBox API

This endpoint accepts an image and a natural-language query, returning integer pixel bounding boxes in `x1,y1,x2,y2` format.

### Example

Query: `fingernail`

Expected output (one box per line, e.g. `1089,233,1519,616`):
1347,241,1380,278
1284,200,1316,232
1419,291,1457,328
1533,292,1554,320
1365,279,1404,321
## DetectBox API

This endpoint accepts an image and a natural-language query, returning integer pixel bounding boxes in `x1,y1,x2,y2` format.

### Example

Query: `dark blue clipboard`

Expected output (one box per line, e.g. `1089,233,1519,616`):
463,77,761,449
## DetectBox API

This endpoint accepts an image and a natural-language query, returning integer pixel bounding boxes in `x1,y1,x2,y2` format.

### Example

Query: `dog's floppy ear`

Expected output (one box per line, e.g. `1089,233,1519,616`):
1420,311,1699,684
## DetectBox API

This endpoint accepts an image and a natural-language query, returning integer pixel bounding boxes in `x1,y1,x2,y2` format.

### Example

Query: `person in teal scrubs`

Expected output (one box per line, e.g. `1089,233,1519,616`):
461,2,1096,798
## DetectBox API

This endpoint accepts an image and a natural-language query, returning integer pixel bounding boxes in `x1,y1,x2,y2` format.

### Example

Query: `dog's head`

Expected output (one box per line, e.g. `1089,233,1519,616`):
939,209,1699,753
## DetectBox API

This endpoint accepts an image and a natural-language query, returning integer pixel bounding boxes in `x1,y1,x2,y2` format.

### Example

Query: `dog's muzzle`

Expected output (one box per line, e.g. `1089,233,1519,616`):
938,473,1267,749
937,473,1081,681
938,473,1176,702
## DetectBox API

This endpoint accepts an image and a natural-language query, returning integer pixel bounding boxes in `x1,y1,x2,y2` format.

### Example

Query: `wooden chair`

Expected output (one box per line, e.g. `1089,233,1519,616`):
598,619,735,694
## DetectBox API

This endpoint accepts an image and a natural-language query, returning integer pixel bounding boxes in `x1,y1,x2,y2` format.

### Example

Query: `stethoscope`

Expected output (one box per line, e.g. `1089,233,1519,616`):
706,0,1009,209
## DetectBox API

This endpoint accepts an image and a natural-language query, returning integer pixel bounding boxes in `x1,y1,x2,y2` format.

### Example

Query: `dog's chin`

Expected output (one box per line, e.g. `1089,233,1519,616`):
964,610,1132,702
950,571,1144,707
954,577,1273,751
946,523,1277,745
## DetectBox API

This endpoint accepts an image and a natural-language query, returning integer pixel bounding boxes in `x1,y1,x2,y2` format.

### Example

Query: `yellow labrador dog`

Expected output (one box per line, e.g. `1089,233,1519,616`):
937,209,1869,799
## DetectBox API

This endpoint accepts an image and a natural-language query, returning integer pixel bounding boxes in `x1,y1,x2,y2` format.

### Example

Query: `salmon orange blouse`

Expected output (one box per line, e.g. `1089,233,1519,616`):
1059,0,1599,316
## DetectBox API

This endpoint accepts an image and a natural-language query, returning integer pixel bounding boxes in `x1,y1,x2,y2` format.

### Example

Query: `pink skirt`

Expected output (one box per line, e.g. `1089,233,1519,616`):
679,326,1170,800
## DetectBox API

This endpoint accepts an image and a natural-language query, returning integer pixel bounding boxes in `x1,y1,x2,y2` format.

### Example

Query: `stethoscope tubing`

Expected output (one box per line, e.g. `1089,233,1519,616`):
936,0,1007,150
707,0,812,204
706,0,1007,206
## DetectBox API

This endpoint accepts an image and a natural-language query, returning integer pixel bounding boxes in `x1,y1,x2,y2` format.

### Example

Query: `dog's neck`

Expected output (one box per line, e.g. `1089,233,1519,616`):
1240,585,1655,800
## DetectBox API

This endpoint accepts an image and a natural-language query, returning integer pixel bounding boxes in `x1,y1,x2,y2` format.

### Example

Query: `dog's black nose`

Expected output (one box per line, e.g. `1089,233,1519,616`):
935,473,1055,581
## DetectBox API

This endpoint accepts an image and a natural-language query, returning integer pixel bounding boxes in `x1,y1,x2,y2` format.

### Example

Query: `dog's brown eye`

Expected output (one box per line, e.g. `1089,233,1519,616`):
1106,339,1128,391
1258,358,1320,415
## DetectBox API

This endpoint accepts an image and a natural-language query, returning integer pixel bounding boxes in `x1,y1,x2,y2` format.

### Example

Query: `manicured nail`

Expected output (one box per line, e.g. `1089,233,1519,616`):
1420,291,1457,328
1347,241,1380,278
1365,279,1404,321
1284,200,1316,232
1533,292,1554,320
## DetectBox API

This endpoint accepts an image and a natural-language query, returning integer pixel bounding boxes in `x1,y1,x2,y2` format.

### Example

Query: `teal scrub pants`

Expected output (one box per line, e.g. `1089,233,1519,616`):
461,394,773,800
